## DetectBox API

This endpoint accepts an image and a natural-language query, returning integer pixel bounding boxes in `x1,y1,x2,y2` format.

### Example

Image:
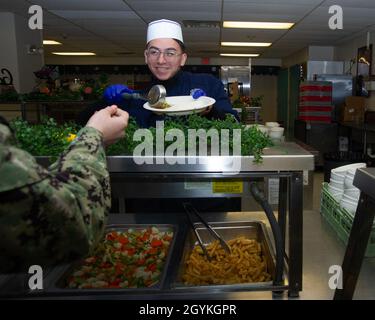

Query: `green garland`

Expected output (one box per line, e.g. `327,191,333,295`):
10,115,273,163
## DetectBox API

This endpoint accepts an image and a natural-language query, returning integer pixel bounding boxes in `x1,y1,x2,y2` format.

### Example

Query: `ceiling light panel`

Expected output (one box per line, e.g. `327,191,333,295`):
220,53,259,57
223,21,294,29
31,0,130,11
52,52,96,56
43,40,62,45
50,10,137,20
221,42,271,47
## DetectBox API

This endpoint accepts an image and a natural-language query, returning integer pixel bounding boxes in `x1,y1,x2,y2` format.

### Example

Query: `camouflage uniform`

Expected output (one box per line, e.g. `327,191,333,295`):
0,123,111,273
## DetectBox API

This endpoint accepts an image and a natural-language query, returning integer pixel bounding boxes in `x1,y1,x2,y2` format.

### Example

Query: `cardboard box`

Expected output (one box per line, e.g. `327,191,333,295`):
340,96,367,123
228,81,239,103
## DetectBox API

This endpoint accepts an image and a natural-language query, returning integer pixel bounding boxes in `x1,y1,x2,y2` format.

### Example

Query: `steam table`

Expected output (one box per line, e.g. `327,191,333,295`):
1,142,314,299
105,141,314,297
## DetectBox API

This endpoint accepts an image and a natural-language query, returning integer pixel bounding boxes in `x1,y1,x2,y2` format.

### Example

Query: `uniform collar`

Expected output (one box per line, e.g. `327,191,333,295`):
150,70,183,89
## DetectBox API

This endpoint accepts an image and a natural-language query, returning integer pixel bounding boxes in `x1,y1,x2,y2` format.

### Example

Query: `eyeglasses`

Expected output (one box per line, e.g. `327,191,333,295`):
146,48,182,60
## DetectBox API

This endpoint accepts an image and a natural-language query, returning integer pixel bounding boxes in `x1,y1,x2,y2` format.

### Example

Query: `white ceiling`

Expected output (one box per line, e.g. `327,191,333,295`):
1,0,375,59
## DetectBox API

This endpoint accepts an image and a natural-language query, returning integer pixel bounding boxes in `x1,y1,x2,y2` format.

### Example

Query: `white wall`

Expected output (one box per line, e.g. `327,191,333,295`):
282,47,309,68
0,12,43,93
0,13,20,90
282,46,336,68
14,14,44,93
308,46,335,61
251,75,278,122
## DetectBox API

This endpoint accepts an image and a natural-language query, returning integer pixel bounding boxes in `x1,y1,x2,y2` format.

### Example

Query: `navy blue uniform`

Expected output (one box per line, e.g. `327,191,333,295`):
77,71,241,213
78,71,238,127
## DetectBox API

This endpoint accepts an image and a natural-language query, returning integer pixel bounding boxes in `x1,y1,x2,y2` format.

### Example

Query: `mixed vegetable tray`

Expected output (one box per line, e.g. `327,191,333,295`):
48,224,177,292
37,221,278,295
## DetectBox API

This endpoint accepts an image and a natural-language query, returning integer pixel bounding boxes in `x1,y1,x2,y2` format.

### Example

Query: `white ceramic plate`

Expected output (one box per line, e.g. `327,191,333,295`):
143,95,216,116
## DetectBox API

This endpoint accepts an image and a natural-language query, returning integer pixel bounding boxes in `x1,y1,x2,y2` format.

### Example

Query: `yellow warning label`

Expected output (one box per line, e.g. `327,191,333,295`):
212,180,243,193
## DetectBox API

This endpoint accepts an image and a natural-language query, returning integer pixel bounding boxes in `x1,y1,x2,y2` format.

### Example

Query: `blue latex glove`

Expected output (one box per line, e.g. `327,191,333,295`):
190,88,207,99
103,84,134,104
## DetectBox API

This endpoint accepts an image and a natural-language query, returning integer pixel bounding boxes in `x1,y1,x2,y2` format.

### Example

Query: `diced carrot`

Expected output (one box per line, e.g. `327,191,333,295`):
146,248,158,255
126,248,136,256
151,239,163,247
147,263,157,272
118,236,129,245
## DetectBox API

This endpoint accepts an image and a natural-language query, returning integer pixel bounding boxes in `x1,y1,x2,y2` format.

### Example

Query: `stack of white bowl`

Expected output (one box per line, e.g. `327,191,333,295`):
245,124,271,135
265,122,284,140
329,163,367,216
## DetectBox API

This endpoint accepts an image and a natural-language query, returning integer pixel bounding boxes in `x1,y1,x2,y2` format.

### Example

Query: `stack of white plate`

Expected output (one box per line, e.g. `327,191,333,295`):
329,163,367,216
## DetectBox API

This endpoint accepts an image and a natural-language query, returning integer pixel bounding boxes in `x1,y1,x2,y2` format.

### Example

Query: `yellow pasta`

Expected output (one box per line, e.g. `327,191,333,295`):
182,236,271,285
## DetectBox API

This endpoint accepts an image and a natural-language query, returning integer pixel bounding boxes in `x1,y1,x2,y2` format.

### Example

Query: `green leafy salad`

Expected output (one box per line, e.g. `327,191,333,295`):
9,114,273,163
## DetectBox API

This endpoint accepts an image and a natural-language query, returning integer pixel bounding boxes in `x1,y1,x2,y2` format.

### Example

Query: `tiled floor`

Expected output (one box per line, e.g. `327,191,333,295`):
295,171,375,299
240,170,375,299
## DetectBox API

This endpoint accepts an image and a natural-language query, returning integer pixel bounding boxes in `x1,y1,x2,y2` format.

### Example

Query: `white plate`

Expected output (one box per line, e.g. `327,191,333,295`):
143,95,216,116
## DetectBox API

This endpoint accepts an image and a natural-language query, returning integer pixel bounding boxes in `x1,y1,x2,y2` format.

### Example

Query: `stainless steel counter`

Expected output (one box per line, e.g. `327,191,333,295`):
107,142,314,173
106,141,313,297
29,141,314,298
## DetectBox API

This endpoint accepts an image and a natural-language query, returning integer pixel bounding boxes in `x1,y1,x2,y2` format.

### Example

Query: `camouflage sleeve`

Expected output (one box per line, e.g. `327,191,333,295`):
0,124,110,273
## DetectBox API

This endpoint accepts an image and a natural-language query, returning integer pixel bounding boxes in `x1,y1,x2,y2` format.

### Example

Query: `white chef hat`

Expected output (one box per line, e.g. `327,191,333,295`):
146,19,184,43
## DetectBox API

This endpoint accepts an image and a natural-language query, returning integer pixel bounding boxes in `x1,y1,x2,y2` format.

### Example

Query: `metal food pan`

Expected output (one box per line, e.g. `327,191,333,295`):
45,224,177,294
173,221,279,291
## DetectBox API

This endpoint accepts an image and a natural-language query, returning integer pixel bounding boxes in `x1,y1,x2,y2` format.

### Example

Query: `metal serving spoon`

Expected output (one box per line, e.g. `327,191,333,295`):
121,84,166,107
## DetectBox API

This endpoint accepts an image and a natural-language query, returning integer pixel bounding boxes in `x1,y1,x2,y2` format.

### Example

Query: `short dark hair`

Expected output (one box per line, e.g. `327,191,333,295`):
145,39,186,53
174,39,186,53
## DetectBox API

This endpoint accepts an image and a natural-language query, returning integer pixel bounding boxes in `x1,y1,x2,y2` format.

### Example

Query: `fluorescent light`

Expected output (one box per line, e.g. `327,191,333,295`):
43,40,62,45
223,21,294,29
52,52,96,56
220,53,259,57
221,42,271,47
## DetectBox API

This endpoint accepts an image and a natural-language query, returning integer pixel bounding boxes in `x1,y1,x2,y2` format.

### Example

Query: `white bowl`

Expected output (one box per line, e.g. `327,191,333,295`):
344,168,357,179
269,127,284,139
329,178,344,190
328,184,344,200
344,177,354,189
331,192,343,202
265,122,280,128
340,197,358,215
256,125,269,134
342,193,359,203
344,187,360,199
331,163,366,173
330,171,345,182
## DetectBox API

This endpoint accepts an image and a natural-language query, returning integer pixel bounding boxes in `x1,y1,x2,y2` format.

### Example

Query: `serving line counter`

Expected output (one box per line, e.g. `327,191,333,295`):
109,142,313,298
1,142,314,299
